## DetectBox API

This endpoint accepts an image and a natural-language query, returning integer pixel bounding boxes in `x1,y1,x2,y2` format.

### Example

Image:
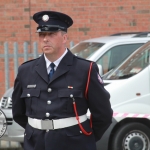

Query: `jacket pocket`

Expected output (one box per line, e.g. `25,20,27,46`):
58,89,83,98
21,89,40,98
58,89,83,113
21,89,40,115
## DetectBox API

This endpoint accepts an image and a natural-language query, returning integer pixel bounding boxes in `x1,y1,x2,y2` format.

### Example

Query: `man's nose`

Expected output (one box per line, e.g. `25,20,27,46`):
43,35,49,41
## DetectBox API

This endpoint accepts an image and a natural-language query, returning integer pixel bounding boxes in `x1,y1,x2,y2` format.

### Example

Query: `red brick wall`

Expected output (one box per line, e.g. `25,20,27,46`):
0,0,150,97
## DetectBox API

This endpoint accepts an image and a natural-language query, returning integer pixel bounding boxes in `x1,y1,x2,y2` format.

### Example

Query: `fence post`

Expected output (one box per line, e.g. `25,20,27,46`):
70,41,74,49
14,42,19,78
24,42,28,62
4,42,9,90
33,42,38,59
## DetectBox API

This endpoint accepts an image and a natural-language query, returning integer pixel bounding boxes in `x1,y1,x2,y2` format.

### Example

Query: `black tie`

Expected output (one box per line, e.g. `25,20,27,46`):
49,63,55,79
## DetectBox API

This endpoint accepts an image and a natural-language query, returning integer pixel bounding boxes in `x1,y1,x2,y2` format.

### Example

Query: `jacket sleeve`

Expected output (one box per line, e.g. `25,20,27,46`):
12,68,27,129
87,62,113,142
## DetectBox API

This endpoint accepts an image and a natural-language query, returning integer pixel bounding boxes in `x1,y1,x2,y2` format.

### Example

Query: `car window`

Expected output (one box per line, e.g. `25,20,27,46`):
71,42,104,59
96,43,144,74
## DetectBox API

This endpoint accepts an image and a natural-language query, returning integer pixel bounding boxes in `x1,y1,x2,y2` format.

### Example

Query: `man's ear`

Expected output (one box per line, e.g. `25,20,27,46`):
64,33,68,43
63,33,68,43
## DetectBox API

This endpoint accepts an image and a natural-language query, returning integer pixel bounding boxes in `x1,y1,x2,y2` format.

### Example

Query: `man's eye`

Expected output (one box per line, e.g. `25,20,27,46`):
39,33,45,36
48,33,55,36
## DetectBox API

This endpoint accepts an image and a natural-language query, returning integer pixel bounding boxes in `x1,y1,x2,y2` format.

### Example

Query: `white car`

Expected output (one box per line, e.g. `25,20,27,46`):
0,88,24,147
1,32,150,150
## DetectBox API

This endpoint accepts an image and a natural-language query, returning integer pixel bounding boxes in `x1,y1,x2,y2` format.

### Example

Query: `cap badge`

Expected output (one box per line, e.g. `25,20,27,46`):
42,14,49,22
37,29,41,32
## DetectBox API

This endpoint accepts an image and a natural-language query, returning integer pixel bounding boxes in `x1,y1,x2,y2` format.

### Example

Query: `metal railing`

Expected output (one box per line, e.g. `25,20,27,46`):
0,41,74,91
0,42,39,91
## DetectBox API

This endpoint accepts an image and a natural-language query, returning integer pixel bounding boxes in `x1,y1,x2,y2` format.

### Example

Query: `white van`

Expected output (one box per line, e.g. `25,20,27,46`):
98,41,150,150
1,32,150,149
71,32,150,75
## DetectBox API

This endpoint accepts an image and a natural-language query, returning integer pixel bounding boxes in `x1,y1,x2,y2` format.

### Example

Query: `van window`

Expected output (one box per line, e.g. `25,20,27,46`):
96,43,144,74
71,42,104,59
103,41,150,80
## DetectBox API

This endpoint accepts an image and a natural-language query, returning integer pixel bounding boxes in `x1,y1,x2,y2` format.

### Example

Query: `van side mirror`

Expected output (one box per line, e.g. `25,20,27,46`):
97,64,103,75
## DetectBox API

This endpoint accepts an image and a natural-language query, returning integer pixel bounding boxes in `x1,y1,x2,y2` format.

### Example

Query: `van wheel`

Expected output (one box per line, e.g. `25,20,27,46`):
111,123,150,150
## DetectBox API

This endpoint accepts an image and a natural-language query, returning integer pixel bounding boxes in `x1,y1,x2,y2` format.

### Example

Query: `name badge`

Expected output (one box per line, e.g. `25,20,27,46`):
27,84,36,88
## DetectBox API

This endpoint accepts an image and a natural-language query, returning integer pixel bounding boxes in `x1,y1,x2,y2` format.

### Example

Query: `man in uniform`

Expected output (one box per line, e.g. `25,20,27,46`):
12,11,113,150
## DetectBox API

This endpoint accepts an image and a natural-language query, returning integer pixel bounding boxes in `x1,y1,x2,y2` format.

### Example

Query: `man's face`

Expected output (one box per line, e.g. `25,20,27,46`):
39,31,67,55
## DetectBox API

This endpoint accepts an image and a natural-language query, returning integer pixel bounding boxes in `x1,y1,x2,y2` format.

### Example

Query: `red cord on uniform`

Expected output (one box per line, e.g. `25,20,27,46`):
73,102,92,136
72,62,93,136
85,62,93,100
85,62,93,129
90,114,92,128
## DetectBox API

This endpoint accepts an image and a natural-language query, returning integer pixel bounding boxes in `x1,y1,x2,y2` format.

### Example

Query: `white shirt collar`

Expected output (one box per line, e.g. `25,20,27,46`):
44,48,68,74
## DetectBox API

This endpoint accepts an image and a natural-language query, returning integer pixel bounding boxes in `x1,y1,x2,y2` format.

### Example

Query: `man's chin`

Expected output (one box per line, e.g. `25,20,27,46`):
43,49,53,54
44,52,53,56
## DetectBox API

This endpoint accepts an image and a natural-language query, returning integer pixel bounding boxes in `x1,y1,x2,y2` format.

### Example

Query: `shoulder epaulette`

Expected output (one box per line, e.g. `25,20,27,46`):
21,57,39,65
75,55,93,63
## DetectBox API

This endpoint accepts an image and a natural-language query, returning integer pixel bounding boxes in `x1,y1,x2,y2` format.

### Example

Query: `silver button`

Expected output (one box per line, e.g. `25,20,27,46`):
27,94,30,97
46,113,50,117
46,129,49,132
70,94,73,98
47,100,51,104
24,133,26,136
48,88,52,92
80,131,82,133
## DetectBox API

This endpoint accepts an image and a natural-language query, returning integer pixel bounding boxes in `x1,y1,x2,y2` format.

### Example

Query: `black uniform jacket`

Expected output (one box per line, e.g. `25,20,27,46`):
12,50,113,150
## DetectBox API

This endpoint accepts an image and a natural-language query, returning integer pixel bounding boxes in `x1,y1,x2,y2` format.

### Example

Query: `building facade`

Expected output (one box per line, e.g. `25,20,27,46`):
0,0,150,96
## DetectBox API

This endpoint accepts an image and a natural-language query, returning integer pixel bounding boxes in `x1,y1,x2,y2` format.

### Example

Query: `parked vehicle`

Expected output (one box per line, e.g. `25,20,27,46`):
0,88,24,147
1,32,150,150
99,40,150,150
71,32,150,75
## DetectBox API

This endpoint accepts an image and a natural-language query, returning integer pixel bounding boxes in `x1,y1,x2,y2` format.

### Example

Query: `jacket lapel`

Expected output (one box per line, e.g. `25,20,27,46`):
34,50,74,84
49,50,74,84
35,54,49,83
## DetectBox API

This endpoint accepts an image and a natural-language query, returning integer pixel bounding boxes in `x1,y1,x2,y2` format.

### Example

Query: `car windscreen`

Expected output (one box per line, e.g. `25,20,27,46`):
71,42,105,59
103,41,150,80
